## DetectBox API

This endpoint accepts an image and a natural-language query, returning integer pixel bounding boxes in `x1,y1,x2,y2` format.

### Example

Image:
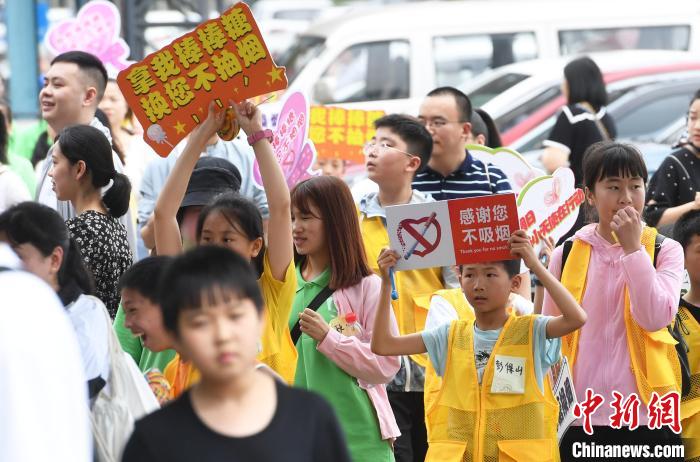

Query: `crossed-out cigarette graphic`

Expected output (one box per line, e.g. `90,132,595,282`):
403,212,437,260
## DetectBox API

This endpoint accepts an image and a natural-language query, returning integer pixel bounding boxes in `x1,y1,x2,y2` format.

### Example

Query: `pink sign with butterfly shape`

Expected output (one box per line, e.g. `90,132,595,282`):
516,167,584,247
253,91,318,189
44,0,131,76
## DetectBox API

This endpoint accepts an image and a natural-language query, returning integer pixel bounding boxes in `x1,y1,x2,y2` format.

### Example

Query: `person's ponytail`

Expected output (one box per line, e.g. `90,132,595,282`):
103,172,131,218
58,124,132,218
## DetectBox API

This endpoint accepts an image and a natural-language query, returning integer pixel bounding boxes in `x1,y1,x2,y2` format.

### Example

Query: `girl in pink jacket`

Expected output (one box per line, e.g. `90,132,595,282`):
289,176,400,462
543,142,684,461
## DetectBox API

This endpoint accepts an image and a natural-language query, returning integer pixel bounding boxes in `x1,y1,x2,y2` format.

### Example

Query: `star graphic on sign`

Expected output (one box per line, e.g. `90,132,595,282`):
266,66,283,83
174,121,187,134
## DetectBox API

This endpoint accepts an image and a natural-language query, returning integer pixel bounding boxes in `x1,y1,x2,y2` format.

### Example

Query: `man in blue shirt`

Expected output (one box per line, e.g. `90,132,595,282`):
412,87,512,200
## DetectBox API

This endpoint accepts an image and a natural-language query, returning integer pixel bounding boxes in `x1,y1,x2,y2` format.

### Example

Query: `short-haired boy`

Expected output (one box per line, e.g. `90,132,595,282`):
359,113,460,461
118,256,179,402
673,210,700,459
122,246,351,462
372,230,587,461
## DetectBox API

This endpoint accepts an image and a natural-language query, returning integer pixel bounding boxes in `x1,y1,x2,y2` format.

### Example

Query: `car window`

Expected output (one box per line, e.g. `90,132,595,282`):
559,25,690,55
467,73,530,107
314,40,410,104
495,85,560,134
617,92,693,140
278,35,326,85
434,32,537,87
509,85,637,151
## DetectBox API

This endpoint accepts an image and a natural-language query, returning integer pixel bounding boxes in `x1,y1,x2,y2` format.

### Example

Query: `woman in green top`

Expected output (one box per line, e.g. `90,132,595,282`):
290,176,400,462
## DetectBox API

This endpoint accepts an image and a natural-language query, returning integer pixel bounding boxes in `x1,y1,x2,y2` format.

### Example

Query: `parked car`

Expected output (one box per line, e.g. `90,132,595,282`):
475,52,700,146
278,0,700,114
514,75,700,153
519,77,700,180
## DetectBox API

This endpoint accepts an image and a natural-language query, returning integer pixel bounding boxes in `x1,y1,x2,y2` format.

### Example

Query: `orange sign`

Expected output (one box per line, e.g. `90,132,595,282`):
448,193,519,264
309,106,384,164
117,3,288,157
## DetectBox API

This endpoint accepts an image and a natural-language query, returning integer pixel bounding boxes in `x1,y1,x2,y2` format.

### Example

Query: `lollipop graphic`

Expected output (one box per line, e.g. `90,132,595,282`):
146,124,174,148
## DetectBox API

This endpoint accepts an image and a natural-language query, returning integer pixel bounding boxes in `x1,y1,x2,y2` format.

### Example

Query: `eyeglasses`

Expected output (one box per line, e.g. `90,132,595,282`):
363,141,416,157
418,118,464,129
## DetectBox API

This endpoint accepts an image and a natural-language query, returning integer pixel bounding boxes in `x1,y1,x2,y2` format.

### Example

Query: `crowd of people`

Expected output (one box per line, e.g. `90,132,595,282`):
2,48,700,462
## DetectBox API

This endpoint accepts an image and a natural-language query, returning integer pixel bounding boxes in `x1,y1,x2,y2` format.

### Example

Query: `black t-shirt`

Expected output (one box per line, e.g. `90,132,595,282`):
121,381,351,462
545,104,617,186
644,147,700,228
680,298,700,325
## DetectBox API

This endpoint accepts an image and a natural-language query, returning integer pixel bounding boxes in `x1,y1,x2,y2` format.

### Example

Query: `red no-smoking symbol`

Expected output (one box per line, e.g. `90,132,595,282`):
397,214,442,258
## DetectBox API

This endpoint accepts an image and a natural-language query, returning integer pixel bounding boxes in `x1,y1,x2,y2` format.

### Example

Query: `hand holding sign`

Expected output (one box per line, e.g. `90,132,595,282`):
233,100,264,135
190,101,227,144
508,230,539,269
377,249,400,281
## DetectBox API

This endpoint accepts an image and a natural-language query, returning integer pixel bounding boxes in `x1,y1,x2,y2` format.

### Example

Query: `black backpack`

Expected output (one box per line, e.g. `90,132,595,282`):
561,234,691,397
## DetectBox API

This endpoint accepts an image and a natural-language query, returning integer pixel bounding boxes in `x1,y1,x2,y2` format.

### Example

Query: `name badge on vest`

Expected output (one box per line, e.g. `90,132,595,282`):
491,355,526,394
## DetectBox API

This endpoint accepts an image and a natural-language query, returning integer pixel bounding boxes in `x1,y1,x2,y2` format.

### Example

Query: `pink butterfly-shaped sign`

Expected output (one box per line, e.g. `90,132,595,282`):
44,0,131,76
253,91,318,190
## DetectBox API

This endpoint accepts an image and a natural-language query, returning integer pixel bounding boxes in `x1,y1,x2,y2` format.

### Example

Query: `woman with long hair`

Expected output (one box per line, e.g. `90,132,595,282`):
542,56,616,185
542,56,617,242
645,89,700,232
289,175,400,461
0,202,109,399
49,124,133,317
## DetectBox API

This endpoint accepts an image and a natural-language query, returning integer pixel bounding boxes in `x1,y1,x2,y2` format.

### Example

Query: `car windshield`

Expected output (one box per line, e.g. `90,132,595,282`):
467,72,530,107
277,35,326,85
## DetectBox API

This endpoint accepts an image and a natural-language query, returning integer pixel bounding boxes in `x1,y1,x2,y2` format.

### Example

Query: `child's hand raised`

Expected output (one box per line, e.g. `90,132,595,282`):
231,99,263,136
509,230,539,269
539,235,555,268
190,101,225,143
377,248,400,282
610,206,642,254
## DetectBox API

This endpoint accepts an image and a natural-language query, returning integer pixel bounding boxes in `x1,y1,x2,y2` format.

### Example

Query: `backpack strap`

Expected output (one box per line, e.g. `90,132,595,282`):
290,286,336,345
561,240,574,271
653,233,665,268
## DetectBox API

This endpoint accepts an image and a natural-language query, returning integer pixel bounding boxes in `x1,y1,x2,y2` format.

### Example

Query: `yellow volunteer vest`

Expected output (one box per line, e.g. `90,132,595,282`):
424,288,475,436
426,315,560,462
679,305,700,459
560,226,681,405
361,213,446,367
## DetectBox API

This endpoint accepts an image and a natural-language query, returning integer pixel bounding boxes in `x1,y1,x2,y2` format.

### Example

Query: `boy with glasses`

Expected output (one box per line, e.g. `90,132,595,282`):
359,114,459,462
413,87,512,200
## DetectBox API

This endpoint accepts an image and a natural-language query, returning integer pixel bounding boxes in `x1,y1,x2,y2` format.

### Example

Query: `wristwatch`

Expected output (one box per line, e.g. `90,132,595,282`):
247,129,274,146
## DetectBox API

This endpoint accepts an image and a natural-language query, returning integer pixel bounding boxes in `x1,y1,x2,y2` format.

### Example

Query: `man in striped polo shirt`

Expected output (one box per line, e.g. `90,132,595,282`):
412,87,512,199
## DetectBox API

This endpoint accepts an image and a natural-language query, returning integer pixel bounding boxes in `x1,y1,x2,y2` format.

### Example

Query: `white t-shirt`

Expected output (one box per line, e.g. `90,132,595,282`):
0,165,31,213
0,244,91,462
67,294,111,383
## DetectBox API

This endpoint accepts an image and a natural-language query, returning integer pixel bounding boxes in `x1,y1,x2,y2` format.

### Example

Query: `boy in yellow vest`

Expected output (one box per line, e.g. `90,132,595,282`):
673,210,700,459
372,230,587,462
359,113,460,461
